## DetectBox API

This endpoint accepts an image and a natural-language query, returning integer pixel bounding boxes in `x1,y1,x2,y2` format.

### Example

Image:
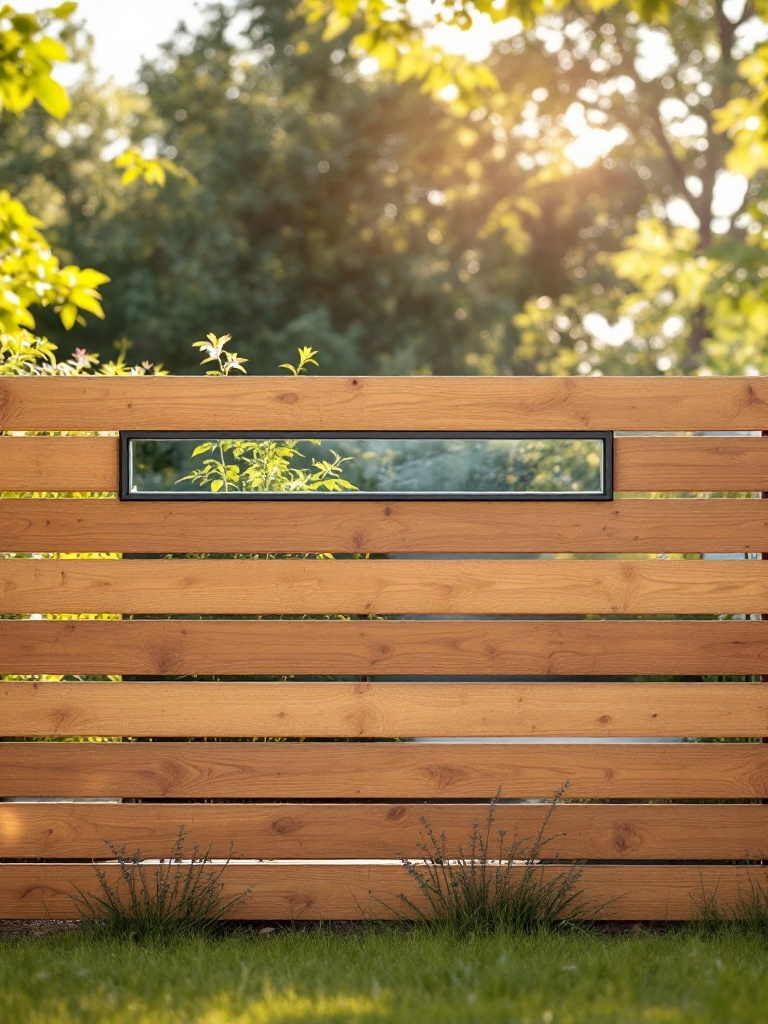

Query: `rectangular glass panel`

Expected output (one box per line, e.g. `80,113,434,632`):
122,433,612,500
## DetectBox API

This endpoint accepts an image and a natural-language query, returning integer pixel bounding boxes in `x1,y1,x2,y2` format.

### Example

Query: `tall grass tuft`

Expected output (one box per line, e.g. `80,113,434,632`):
394,785,601,935
694,866,768,932
71,826,250,941
733,872,768,931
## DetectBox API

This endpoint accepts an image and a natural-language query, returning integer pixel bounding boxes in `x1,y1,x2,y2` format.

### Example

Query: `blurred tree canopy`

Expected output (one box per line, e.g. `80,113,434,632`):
2,0,768,375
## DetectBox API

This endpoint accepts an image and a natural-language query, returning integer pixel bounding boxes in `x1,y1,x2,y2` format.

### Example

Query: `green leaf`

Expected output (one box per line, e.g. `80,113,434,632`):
51,2,79,17
59,302,77,330
69,288,105,318
32,74,70,118
322,10,351,40
10,14,39,34
76,268,111,288
120,165,143,186
36,37,68,62
144,163,166,187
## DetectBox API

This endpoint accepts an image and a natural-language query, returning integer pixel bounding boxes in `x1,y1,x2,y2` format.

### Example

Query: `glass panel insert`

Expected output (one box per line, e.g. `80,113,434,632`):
120,432,613,501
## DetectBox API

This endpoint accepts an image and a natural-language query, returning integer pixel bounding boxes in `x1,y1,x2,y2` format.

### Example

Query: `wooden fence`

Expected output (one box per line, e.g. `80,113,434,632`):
1,374,768,921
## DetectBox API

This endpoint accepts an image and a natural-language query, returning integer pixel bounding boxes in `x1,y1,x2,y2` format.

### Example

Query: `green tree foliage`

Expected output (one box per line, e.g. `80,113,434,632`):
506,1,768,375
303,0,768,375
320,0,768,375
5,2,645,375
20,3,558,373
3,1,767,377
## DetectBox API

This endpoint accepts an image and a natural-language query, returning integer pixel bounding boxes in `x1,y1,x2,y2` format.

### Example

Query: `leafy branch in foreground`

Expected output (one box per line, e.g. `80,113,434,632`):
0,2,75,119
393,785,601,935
71,825,250,941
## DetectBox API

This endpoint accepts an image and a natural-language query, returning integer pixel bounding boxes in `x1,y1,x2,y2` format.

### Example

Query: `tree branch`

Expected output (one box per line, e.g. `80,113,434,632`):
737,1,755,27
577,8,697,205
646,107,698,206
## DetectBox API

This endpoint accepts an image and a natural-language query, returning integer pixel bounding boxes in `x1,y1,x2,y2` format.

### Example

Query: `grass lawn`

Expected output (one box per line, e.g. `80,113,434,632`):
1,925,767,1023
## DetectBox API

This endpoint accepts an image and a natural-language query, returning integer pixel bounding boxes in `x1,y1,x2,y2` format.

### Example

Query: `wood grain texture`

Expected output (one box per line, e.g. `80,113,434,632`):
2,499,767,554
3,802,765,861
2,619,767,676
4,435,768,493
0,436,118,492
2,376,768,431
0,863,763,920
2,742,766,799
4,682,767,738
2,557,766,615
614,437,768,492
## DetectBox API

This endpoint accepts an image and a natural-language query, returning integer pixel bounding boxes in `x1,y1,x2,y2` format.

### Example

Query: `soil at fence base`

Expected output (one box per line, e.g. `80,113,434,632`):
0,918,691,940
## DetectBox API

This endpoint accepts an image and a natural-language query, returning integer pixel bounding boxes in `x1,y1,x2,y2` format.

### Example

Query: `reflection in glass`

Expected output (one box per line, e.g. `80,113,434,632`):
124,434,609,500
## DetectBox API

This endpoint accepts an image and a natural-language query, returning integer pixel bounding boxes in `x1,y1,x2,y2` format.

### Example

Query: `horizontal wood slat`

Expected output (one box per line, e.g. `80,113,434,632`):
4,435,768,494
3,376,768,430
2,619,767,676
614,437,768,492
4,803,765,861
0,436,118,492
4,682,767,738
0,863,761,920
2,499,766,554
2,558,766,615
2,742,766,799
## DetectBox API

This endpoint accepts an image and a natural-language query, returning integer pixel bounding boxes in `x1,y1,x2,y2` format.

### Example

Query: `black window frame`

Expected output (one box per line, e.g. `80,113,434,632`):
119,430,614,502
